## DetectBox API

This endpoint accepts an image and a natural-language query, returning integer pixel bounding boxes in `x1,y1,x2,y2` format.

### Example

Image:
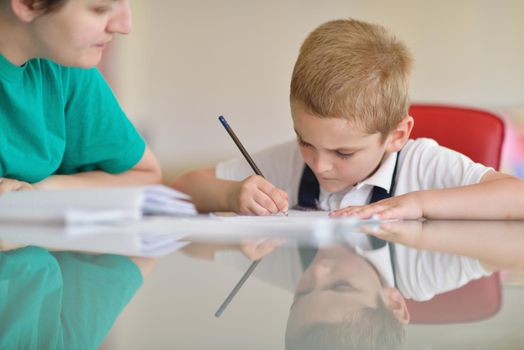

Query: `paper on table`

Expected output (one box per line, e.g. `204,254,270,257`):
201,211,397,241
0,185,196,225
209,209,329,221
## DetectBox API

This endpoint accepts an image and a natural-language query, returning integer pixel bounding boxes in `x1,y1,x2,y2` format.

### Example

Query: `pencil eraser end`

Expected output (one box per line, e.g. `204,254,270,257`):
218,116,229,127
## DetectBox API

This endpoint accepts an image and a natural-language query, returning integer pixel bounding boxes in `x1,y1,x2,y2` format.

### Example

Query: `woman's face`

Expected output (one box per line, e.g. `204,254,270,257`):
31,0,131,67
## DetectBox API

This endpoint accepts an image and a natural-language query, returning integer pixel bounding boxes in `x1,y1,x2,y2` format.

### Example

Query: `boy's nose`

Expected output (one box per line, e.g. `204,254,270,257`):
309,260,333,283
311,154,333,174
107,1,132,35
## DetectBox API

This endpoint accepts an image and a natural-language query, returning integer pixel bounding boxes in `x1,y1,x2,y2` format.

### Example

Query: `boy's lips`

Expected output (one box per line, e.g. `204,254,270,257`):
320,177,338,181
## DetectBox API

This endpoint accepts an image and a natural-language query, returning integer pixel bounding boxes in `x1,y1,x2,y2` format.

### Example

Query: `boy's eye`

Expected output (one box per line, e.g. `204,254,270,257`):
335,151,354,159
331,281,353,292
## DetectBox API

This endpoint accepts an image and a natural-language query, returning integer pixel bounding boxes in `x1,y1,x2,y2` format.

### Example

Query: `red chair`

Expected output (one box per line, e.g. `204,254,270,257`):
405,104,505,324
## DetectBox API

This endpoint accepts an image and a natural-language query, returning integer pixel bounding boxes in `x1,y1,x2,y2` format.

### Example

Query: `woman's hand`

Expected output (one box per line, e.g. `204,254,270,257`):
0,240,28,252
0,177,33,195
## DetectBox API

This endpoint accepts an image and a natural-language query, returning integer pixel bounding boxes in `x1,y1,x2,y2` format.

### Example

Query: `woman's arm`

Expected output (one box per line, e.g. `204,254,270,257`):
33,146,162,190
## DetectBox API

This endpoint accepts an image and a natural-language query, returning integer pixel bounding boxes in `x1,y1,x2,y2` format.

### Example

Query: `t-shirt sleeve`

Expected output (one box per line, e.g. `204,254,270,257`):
57,67,145,175
395,245,492,301
400,138,492,191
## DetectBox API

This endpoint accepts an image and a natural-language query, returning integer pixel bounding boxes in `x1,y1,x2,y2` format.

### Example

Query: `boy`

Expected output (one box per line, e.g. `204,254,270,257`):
172,18,524,220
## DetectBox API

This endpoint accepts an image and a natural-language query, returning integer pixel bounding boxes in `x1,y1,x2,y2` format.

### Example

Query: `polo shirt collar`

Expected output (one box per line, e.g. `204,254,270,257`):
354,151,399,193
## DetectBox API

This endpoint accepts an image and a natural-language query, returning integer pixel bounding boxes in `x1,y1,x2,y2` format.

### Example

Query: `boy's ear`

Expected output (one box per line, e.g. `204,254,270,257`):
385,115,414,153
383,287,411,324
10,0,44,23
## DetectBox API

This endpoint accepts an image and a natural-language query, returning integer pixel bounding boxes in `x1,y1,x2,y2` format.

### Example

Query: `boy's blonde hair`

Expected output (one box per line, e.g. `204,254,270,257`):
290,19,413,137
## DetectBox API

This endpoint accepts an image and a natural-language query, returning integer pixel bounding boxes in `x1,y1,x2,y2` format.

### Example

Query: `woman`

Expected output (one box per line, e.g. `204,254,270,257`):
0,1,159,347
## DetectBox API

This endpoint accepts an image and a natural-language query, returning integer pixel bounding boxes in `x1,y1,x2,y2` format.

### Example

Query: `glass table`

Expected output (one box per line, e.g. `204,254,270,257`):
1,218,523,349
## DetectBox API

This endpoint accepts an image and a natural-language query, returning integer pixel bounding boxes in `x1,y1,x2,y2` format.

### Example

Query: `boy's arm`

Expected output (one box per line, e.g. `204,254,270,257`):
366,220,524,271
182,239,285,261
171,167,288,215
32,146,162,190
332,170,524,220
171,167,241,213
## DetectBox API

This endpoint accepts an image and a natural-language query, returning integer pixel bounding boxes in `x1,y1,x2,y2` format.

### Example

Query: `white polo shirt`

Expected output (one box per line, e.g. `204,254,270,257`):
215,236,492,301
216,138,492,211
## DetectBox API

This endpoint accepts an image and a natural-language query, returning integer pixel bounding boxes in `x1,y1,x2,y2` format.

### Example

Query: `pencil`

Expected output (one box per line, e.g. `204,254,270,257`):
218,116,263,176
215,116,283,318
214,259,261,317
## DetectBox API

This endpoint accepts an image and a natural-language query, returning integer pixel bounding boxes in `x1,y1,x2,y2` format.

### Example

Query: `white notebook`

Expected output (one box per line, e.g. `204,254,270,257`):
0,185,197,225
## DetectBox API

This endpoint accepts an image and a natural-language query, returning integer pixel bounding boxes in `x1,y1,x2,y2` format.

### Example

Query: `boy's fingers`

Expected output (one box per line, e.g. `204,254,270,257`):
248,205,269,216
254,192,279,214
354,205,388,219
273,189,289,212
377,209,396,219
329,207,354,217
238,198,270,215
257,181,288,213
240,238,283,260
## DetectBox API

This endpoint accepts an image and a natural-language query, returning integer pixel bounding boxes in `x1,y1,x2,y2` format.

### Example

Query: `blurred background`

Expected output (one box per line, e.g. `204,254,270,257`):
102,0,524,182
101,1,524,348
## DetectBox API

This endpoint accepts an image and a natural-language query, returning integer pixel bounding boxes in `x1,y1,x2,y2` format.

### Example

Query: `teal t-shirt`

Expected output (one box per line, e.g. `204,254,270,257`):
0,55,147,347
0,53,145,183
0,247,143,349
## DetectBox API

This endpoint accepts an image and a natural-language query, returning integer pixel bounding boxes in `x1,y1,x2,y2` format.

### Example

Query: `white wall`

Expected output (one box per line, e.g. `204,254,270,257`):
108,0,524,179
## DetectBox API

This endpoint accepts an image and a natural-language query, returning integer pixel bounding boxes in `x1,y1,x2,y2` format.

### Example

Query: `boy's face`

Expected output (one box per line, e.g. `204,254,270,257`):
30,0,132,67
286,245,384,333
292,103,391,193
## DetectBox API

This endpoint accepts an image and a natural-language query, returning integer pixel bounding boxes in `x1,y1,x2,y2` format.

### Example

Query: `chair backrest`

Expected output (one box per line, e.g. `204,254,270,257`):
405,104,505,324
409,104,505,168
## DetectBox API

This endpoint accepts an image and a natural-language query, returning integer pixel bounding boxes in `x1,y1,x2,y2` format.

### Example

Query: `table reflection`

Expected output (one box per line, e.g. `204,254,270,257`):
287,244,407,349
1,219,524,349
0,246,144,349
185,219,524,349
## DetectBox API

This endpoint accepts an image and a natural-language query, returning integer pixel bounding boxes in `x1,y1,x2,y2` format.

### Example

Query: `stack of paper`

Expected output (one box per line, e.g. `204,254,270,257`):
0,185,196,225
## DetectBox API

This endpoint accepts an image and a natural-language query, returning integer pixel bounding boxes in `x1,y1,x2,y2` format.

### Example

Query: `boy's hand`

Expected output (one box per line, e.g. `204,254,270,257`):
0,177,33,195
329,192,424,220
360,220,424,247
239,238,286,261
229,175,289,215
